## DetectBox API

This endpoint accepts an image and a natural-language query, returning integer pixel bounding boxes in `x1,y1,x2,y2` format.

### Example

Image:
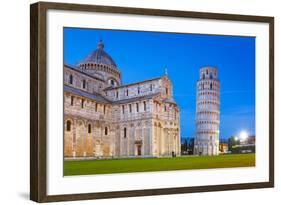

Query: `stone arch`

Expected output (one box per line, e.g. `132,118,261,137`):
123,127,127,138
64,117,75,157
95,120,101,128
104,126,109,135
77,119,86,127
87,123,92,133
64,117,74,124
74,119,86,157
103,143,110,157
65,118,74,132
66,120,72,131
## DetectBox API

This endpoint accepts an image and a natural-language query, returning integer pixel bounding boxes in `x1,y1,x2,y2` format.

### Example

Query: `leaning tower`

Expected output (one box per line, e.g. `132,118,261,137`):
194,67,220,155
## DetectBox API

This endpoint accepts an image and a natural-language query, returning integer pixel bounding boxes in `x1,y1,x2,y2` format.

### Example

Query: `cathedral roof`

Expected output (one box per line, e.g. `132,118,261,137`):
163,98,177,105
65,64,105,82
64,85,161,105
64,85,110,104
80,40,117,68
104,77,163,91
113,93,161,105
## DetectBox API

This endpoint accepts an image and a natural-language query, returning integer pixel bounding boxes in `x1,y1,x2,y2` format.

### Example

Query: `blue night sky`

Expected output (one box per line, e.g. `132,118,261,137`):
64,27,256,140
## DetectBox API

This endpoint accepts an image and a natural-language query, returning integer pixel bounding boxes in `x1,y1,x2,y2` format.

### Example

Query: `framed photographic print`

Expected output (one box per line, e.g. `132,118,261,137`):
30,1,274,202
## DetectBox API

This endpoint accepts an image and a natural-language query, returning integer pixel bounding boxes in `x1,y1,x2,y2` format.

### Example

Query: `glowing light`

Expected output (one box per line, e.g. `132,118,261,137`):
234,136,239,141
239,131,248,141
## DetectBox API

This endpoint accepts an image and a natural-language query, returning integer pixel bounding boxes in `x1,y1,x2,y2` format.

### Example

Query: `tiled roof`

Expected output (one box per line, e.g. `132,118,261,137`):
104,77,163,91
64,64,105,82
65,85,173,106
64,85,110,104
163,98,177,105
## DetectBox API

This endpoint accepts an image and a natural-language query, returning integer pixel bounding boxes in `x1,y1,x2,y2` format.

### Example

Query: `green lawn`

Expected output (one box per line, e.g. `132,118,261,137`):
64,153,255,176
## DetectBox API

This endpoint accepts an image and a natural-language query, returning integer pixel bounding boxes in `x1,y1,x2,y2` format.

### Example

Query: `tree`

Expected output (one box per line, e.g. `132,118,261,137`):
181,137,195,155
228,136,240,153
181,138,188,155
187,138,194,155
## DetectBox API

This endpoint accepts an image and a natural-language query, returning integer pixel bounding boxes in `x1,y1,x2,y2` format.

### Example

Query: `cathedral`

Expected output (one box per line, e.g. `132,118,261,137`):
64,40,181,159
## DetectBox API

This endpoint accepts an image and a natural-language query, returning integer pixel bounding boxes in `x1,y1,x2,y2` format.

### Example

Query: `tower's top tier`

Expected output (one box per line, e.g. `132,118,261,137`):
199,66,218,80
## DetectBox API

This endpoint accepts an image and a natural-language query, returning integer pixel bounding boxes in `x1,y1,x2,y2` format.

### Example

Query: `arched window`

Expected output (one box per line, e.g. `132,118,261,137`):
124,127,127,138
105,127,108,135
143,101,146,111
69,75,73,84
103,105,106,114
126,89,129,96
88,124,91,133
210,83,213,90
136,103,139,112
110,79,115,86
150,84,153,91
166,87,169,95
81,99,84,108
206,70,208,75
116,91,119,99
66,120,71,131
129,104,132,113
95,103,98,112
122,105,125,114
82,80,86,89
138,87,140,94
202,74,205,79
70,96,74,106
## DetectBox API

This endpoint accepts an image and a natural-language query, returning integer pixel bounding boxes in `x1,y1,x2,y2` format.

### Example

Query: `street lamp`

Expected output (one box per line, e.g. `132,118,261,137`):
239,131,248,141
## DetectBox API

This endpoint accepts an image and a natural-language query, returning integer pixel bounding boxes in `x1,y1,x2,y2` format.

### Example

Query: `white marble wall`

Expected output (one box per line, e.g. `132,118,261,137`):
194,67,220,156
63,65,180,158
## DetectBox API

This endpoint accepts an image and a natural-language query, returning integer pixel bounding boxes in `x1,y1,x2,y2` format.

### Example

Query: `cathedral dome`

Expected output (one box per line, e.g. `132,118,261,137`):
81,40,117,68
77,40,121,86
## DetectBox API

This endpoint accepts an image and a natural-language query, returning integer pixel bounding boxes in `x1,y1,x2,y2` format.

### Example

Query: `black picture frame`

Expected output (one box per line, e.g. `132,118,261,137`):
30,1,274,202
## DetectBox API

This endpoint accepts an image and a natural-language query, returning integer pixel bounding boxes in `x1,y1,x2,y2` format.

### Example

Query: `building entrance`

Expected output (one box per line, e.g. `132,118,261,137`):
137,145,141,156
